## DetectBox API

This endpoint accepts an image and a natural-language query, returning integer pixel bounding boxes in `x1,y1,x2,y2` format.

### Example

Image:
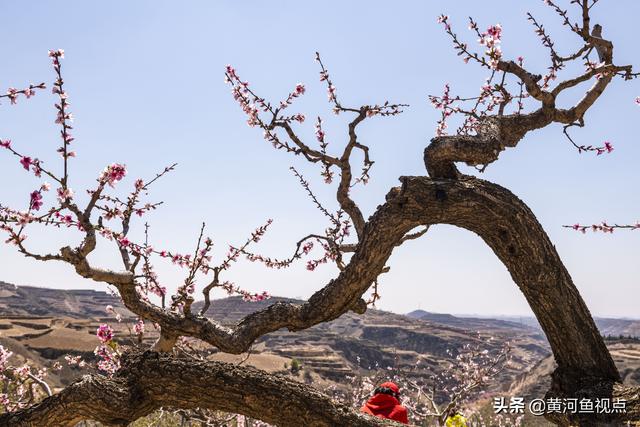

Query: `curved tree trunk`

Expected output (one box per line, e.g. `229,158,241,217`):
1,177,636,426
387,176,627,426
397,176,618,380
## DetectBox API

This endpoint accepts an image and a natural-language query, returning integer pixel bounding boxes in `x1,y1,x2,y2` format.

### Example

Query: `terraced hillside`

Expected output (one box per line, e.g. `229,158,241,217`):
508,339,640,402
0,281,131,318
1,282,638,407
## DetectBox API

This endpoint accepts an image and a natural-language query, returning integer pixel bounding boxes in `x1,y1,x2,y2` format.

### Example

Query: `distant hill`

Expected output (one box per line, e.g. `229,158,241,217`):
1,281,638,405
406,309,640,340
406,309,544,337
0,282,549,394
0,281,127,318
508,338,640,401
595,318,640,339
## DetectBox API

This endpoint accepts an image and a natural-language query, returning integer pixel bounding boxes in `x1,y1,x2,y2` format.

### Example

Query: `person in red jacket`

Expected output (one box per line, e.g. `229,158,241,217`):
361,381,409,424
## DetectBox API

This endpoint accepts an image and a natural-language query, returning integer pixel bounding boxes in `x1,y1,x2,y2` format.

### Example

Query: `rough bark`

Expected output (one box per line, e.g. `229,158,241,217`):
0,351,401,427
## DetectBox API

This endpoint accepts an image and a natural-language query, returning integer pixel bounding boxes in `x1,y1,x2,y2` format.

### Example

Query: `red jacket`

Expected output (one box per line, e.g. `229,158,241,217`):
361,393,409,424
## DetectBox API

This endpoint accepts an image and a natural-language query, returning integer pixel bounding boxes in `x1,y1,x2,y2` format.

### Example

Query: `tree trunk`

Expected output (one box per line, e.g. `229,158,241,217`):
1,176,636,426
387,176,628,425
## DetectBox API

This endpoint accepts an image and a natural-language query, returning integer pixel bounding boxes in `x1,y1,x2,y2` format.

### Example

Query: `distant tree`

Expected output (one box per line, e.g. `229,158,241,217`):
1,1,639,426
290,358,302,375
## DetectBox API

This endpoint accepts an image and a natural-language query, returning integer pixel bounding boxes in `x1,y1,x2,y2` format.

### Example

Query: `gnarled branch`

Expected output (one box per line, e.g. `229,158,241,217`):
0,351,399,427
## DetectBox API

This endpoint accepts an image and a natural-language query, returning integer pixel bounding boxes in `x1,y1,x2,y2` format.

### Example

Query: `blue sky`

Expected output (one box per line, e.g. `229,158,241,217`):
0,1,638,317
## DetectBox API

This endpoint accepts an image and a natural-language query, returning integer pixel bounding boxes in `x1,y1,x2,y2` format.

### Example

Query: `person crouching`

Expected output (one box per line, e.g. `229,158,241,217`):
360,381,409,424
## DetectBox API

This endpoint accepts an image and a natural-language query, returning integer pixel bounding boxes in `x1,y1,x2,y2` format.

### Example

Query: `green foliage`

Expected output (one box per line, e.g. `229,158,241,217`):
290,358,302,374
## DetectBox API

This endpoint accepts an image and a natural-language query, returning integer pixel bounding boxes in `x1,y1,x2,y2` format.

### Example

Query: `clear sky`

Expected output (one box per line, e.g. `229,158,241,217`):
0,1,638,318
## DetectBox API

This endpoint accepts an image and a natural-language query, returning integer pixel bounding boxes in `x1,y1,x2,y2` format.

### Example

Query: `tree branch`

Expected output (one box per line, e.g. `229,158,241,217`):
0,351,401,427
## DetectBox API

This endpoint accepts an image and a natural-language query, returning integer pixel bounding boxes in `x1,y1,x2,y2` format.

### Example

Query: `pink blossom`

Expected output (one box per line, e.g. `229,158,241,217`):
96,324,114,343
0,345,13,370
96,357,120,374
0,139,10,149
64,355,83,366
6,88,18,105
225,64,238,80
48,49,65,59
60,215,73,226
134,319,145,335
99,228,114,240
31,160,42,177
94,344,120,375
302,242,314,254
152,285,167,297
242,290,271,302
55,112,73,124
57,187,74,202
596,141,614,155
327,84,337,102
105,305,122,322
100,163,127,187
30,191,43,211
19,156,32,170
478,24,503,69
486,24,502,39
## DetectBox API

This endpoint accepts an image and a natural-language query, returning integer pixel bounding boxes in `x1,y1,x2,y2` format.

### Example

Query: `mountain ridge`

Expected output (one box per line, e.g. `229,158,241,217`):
3,281,638,339
1,281,639,420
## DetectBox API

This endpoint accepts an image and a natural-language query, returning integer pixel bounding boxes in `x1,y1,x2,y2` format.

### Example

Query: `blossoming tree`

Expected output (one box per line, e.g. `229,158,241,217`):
0,1,639,426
